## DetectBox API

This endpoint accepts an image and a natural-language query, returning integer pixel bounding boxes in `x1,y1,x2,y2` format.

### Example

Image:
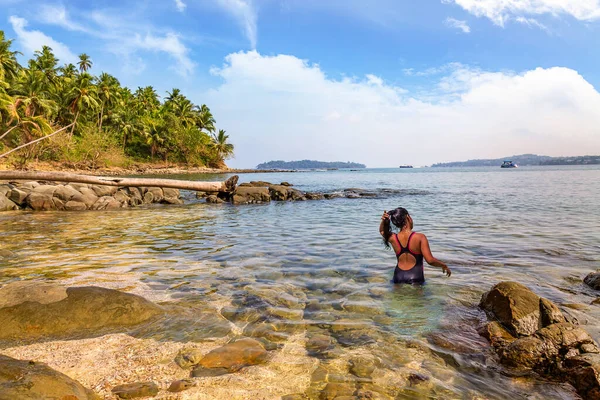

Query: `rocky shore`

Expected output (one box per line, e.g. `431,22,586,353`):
1,277,600,399
0,180,184,211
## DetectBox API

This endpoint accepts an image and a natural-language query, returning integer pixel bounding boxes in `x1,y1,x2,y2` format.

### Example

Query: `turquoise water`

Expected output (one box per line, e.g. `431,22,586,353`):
1,165,599,398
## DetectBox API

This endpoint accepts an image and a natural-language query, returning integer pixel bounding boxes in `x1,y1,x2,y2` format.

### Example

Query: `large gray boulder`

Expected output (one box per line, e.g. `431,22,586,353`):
8,188,29,206
0,285,163,344
0,354,100,400
53,184,81,202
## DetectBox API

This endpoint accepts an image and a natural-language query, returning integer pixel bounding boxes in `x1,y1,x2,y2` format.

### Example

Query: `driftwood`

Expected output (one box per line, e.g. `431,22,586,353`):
0,171,239,193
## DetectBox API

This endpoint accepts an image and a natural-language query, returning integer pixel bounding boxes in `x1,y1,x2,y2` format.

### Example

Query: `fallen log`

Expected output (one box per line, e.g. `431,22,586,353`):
0,171,239,193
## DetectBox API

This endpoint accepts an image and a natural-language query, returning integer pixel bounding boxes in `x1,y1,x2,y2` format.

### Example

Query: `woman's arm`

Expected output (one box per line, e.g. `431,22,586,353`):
379,211,389,237
419,234,451,277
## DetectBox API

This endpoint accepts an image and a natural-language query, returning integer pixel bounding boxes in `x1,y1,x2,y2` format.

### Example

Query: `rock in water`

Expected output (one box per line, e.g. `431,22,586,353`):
191,338,268,377
0,286,162,344
0,354,99,400
564,354,600,400
479,281,541,336
540,297,566,327
584,271,600,290
111,382,159,399
0,196,18,211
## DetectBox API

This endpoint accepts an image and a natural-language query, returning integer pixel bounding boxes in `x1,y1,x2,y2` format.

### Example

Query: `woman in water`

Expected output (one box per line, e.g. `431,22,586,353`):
380,207,451,284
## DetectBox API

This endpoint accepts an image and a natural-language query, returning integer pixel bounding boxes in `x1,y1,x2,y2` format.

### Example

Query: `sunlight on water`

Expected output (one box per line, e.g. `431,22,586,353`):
1,166,599,399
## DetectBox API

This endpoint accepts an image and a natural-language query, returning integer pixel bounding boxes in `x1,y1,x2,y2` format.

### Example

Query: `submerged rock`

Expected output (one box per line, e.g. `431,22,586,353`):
168,379,196,393
584,271,600,290
111,382,159,399
0,285,162,344
0,354,99,400
191,338,268,377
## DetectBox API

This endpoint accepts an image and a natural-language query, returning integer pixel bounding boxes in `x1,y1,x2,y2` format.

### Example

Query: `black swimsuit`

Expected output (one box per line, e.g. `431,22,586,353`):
393,232,425,284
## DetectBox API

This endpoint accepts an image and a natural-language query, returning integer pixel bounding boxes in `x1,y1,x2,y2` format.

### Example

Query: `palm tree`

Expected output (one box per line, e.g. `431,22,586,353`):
59,63,78,80
0,31,20,83
96,72,120,131
67,73,99,135
77,53,92,73
194,104,215,133
211,129,234,160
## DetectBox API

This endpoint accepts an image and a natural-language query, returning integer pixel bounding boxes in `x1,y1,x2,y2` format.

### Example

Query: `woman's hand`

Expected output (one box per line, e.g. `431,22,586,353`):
442,266,451,277
381,211,389,221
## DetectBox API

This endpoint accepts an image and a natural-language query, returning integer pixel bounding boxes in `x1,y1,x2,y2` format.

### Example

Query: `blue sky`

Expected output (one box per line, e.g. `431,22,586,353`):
1,0,600,167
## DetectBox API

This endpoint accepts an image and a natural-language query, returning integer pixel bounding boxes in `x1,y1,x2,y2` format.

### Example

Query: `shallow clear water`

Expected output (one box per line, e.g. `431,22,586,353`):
1,166,599,399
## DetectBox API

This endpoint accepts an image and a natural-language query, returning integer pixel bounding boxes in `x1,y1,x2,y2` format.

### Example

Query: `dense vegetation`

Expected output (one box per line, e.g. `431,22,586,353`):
0,31,233,169
539,156,600,166
257,160,366,170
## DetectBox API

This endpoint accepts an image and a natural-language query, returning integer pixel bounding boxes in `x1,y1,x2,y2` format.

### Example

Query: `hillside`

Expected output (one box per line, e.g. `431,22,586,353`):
256,160,366,170
430,154,600,167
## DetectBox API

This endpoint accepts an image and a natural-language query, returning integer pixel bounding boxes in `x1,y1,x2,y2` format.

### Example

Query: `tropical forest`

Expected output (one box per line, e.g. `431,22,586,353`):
0,31,234,170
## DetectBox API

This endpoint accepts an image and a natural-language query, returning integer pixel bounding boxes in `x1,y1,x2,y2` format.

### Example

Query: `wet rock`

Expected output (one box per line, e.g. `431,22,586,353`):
540,297,566,327
0,196,18,211
113,190,130,206
168,379,196,393
174,348,204,369
125,187,143,205
0,286,162,344
584,271,600,290
267,306,304,320
91,184,118,197
191,338,268,377
305,192,325,200
146,187,163,202
306,333,336,357
269,184,289,201
206,195,224,204
65,200,88,211
71,189,99,208
501,323,599,371
221,306,262,323
320,382,356,399
53,184,81,202
239,181,272,188
563,353,600,400
288,189,306,201
349,357,376,378
0,354,99,400
8,188,28,206
233,186,271,204
243,323,290,342
477,321,516,348
0,184,12,197
479,281,541,336
280,182,292,186
111,382,159,399
26,192,56,211
408,372,430,386
0,281,68,308
91,196,122,210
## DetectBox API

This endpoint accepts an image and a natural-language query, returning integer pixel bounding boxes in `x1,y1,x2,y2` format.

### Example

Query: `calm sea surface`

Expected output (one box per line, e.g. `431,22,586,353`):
1,166,599,399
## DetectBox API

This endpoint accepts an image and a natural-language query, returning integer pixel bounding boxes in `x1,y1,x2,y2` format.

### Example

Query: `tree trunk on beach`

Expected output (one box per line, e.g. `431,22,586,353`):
0,171,239,193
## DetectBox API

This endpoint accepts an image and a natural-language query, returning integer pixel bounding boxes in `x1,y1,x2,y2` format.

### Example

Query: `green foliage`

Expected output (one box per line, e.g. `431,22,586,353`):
0,30,234,168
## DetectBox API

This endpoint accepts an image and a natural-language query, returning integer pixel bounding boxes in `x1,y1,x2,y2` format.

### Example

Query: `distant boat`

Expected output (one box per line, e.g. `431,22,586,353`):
399,165,413,169
501,161,518,168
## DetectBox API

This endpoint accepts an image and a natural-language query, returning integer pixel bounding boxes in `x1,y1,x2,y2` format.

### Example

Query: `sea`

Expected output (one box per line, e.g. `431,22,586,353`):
1,165,599,399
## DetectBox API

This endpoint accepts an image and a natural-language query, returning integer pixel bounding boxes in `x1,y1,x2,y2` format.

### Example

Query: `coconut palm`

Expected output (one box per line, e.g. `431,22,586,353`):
211,129,234,160
67,73,99,135
77,53,92,73
96,72,120,130
194,104,215,133
0,31,20,83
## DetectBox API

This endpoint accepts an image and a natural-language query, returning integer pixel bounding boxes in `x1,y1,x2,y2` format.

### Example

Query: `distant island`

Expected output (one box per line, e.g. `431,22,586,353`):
256,160,366,170
432,154,600,167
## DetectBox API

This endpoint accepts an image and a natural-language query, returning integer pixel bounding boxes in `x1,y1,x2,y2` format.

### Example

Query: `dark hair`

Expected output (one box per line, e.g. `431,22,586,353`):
382,207,409,249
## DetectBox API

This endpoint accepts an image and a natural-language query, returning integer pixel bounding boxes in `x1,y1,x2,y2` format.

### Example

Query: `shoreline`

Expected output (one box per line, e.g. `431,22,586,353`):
0,162,295,177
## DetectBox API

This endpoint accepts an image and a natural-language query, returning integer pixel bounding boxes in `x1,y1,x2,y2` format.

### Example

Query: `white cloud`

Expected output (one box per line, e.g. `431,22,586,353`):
174,0,187,12
204,51,600,168
445,17,471,33
515,16,549,32
131,32,195,77
217,0,257,49
444,0,600,26
8,15,78,64
37,4,88,33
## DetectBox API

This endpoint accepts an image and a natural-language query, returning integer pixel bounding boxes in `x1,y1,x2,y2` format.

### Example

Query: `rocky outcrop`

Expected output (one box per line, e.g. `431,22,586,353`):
0,283,163,344
0,181,183,212
584,271,600,290
0,354,99,400
479,281,600,399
